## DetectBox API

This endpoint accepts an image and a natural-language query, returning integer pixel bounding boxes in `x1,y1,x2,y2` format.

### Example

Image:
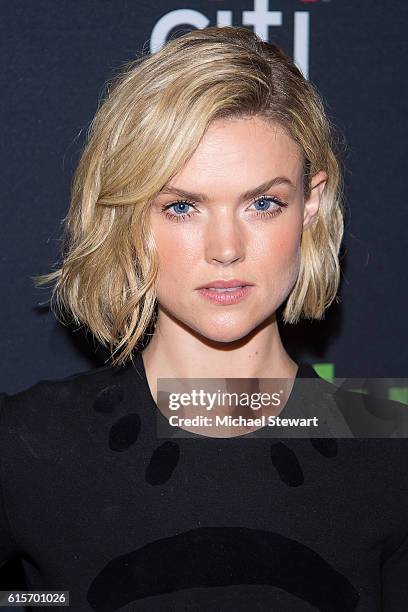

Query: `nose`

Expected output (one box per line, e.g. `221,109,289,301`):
204,211,245,266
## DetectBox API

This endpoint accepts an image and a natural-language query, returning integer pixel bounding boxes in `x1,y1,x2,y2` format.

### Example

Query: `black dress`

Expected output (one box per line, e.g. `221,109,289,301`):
0,350,407,611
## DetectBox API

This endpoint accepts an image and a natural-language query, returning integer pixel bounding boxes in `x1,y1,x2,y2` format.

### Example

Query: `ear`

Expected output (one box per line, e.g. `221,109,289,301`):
303,170,328,230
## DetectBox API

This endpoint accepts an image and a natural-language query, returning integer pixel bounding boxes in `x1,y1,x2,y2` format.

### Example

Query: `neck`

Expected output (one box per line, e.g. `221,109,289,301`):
141,311,297,401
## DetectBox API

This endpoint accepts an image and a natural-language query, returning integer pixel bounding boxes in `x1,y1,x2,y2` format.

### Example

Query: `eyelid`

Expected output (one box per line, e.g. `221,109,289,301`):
252,194,288,206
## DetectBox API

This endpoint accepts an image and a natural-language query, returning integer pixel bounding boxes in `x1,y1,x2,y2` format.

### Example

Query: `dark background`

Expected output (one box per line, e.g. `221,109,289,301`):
0,0,407,600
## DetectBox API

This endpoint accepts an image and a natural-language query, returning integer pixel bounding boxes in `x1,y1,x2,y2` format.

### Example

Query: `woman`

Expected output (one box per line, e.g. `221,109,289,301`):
1,25,407,611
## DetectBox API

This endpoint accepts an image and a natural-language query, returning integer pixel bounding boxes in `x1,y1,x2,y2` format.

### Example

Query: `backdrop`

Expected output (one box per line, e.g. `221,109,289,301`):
1,0,407,395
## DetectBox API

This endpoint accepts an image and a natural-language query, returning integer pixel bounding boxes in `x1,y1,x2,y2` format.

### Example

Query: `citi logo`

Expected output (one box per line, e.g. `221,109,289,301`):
150,0,314,79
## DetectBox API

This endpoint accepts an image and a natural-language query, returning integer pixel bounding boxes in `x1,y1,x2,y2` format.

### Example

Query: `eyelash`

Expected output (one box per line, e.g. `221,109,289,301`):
160,195,288,223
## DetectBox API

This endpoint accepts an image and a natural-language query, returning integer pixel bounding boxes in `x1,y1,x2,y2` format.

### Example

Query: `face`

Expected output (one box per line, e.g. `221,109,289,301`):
149,116,327,343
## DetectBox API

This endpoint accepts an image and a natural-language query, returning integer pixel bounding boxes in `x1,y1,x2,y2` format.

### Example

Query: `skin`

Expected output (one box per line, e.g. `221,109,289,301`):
142,116,327,430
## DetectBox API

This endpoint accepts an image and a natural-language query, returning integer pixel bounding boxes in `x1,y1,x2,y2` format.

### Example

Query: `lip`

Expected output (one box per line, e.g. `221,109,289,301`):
197,285,253,305
196,279,254,289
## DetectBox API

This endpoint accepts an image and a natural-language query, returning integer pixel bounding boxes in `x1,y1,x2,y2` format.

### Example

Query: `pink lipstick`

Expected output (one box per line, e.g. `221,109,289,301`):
196,279,254,305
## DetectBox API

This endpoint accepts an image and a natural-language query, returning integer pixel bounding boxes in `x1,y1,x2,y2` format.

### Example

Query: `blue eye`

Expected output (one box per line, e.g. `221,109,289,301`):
160,199,196,222
248,195,289,219
253,197,273,211
172,202,192,215
161,195,288,223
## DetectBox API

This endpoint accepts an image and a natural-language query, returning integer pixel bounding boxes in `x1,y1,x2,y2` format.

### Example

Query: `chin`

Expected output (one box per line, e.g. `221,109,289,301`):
190,318,258,345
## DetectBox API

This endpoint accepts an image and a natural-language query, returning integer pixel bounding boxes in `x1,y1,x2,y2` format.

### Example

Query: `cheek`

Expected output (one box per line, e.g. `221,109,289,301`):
153,225,199,286
254,217,303,299
279,233,302,287
258,218,302,266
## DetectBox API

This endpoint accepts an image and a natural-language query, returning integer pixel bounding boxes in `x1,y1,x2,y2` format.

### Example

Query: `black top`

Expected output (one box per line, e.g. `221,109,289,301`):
0,351,407,611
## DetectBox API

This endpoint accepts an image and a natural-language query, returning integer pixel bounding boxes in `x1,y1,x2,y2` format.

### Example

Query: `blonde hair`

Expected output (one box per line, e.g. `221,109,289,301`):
33,25,346,367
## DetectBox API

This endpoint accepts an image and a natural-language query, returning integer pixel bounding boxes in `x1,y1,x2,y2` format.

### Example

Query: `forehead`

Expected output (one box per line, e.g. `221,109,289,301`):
170,116,304,192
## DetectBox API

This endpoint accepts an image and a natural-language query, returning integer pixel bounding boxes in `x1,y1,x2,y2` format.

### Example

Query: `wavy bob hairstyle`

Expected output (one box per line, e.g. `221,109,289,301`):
33,25,345,367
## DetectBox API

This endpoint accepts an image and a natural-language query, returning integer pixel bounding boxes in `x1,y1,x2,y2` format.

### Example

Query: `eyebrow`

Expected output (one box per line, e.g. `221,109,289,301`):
159,176,296,202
